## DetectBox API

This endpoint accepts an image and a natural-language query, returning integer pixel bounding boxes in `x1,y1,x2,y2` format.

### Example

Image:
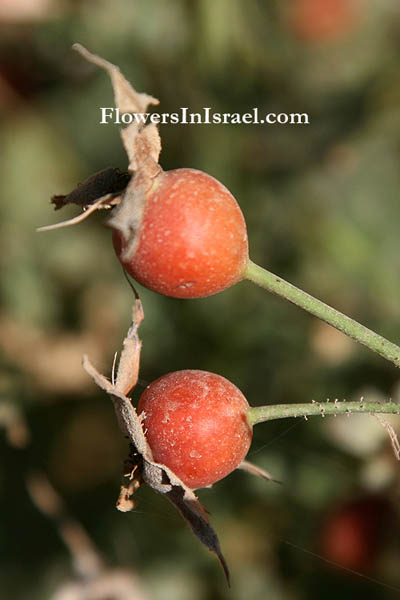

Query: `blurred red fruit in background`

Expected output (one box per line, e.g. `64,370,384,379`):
290,0,360,43
319,495,391,572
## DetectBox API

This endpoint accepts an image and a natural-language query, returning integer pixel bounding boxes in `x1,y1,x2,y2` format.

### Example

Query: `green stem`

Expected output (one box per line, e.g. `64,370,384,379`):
248,400,400,426
244,260,400,368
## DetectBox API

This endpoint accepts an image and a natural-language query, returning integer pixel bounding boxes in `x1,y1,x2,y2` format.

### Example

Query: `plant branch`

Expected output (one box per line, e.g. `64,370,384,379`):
244,260,400,368
247,399,400,426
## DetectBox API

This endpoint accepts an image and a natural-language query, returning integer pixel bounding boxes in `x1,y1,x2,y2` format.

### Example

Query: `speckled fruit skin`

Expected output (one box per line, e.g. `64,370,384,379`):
138,370,253,489
112,168,249,298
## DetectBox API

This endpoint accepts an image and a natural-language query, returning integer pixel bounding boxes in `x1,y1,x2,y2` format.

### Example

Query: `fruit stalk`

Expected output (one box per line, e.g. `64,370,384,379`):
244,260,400,368
247,399,400,426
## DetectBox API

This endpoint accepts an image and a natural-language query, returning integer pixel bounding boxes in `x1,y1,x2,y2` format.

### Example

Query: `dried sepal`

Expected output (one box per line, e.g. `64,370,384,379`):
165,488,230,586
106,181,148,258
37,194,119,233
117,452,143,513
72,44,161,175
82,299,230,583
115,299,144,396
121,122,162,177
72,44,158,119
51,168,131,210
374,415,400,461
116,483,138,513
39,46,163,256
238,460,281,484
72,44,163,252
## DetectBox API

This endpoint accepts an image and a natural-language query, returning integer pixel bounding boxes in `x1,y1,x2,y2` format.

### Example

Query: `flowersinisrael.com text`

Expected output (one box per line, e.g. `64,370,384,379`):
100,107,310,126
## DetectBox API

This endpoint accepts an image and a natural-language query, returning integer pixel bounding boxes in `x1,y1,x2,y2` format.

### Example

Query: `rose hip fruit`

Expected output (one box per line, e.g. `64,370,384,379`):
290,0,359,43
112,168,249,298
319,496,390,572
138,370,253,489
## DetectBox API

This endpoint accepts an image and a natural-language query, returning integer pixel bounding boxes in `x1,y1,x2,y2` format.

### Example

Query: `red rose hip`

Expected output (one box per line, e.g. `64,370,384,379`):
112,168,249,298
290,0,359,43
138,370,253,489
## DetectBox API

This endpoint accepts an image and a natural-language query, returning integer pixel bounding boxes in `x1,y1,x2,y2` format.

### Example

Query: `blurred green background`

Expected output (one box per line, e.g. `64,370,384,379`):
1,0,400,598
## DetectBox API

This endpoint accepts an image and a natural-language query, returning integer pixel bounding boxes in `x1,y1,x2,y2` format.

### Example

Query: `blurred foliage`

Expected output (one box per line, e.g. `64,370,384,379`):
1,1,400,599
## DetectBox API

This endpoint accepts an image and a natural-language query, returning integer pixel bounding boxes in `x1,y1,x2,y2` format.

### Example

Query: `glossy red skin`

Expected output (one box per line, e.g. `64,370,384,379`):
113,168,248,298
138,370,252,489
291,0,358,42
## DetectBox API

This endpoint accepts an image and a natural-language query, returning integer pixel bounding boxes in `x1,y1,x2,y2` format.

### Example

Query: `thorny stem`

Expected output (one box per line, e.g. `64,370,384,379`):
247,399,400,426
244,260,400,369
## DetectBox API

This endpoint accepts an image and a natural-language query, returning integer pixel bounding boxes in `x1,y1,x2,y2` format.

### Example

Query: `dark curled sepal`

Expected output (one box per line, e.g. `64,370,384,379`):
166,487,230,586
51,167,131,210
